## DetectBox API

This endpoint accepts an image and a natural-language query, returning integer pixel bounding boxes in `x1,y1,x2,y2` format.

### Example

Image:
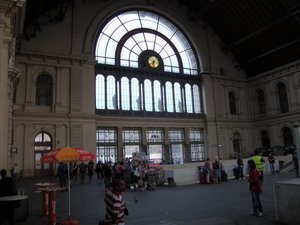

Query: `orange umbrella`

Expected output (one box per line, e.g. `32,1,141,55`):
41,147,95,163
41,147,95,224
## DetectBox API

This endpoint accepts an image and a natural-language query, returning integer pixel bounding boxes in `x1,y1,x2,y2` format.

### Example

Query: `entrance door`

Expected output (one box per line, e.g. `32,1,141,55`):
34,132,53,176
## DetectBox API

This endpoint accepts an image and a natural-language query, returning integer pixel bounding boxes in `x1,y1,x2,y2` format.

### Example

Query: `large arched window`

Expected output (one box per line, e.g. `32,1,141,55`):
282,127,294,146
95,10,202,117
229,91,237,115
36,73,53,106
257,89,266,114
277,82,289,113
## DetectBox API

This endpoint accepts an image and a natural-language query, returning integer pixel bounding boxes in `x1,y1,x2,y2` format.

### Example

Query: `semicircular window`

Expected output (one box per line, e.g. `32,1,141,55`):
95,10,202,116
95,10,198,75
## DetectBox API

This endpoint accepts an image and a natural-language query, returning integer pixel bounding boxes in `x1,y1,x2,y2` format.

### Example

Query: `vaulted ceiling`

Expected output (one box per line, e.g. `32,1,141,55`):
21,0,300,77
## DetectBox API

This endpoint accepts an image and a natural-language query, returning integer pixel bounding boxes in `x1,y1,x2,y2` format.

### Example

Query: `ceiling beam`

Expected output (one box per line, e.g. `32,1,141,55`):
238,38,300,67
227,8,300,49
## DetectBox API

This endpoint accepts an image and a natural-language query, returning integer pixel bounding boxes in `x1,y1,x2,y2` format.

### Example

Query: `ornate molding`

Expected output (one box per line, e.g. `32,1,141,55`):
0,0,25,16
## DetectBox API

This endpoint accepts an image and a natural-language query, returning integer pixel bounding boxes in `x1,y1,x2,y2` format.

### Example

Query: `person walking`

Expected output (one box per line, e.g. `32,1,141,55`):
251,150,265,186
268,153,275,175
236,154,244,180
247,160,263,217
292,151,299,178
204,158,212,184
103,178,128,225
0,169,17,225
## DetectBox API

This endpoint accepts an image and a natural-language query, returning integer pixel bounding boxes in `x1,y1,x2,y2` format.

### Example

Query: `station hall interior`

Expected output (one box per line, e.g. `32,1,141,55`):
1,0,300,177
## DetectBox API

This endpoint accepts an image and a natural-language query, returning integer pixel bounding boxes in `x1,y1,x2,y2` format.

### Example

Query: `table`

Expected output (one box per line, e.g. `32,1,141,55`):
0,195,29,224
38,186,65,225
34,182,57,216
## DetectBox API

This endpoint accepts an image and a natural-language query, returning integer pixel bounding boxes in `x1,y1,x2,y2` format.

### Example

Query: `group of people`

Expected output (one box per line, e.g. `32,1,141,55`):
204,157,225,184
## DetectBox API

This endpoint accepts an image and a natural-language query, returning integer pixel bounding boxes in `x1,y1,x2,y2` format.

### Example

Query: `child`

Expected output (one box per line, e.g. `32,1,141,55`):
247,159,263,216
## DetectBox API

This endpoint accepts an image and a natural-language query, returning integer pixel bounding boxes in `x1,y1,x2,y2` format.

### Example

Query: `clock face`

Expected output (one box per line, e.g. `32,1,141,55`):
148,56,159,68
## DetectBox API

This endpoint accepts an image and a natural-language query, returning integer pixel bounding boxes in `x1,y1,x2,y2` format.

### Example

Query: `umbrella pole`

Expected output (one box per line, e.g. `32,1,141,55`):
68,161,71,221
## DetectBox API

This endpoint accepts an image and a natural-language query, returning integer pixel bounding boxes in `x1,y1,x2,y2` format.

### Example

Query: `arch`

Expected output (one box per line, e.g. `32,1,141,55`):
95,10,199,75
35,73,53,106
277,82,289,113
228,91,237,115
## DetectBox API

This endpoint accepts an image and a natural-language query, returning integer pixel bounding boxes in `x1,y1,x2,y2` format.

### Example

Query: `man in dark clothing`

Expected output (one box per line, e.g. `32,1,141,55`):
0,169,17,225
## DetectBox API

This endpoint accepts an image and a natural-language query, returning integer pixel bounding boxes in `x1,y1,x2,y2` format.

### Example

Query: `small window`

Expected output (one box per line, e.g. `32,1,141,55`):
282,127,294,146
36,74,53,106
261,130,270,148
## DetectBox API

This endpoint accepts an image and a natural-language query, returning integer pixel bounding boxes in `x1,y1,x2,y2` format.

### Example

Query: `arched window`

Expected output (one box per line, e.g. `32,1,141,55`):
34,131,52,175
257,89,266,114
36,73,53,106
278,82,289,113
282,127,294,146
232,132,242,155
94,10,202,116
229,91,237,115
261,130,270,148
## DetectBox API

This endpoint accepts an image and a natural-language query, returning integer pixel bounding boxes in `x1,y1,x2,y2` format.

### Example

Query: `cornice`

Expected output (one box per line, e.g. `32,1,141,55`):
0,0,25,16
16,51,96,67
247,60,300,86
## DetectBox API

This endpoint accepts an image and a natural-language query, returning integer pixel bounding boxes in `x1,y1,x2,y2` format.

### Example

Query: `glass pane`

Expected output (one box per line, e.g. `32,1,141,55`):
96,75,105,109
144,79,153,111
185,84,193,113
35,153,42,169
124,145,140,159
170,144,183,164
131,78,140,111
122,129,141,143
174,83,182,112
148,145,162,164
121,77,130,110
97,145,116,163
168,129,184,142
193,85,201,113
166,82,174,112
96,128,117,143
189,128,203,141
191,144,204,161
107,76,116,109
154,80,162,112
146,129,163,142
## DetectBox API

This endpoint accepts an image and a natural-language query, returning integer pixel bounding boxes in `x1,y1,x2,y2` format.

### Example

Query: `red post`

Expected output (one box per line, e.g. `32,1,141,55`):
42,190,49,216
48,191,56,225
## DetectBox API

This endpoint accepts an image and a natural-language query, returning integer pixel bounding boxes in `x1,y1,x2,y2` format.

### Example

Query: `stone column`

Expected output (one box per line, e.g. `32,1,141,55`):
0,0,25,170
293,124,300,175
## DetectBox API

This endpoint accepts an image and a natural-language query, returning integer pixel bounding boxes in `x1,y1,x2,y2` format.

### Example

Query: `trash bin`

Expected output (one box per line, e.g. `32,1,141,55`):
233,167,240,179
197,166,206,184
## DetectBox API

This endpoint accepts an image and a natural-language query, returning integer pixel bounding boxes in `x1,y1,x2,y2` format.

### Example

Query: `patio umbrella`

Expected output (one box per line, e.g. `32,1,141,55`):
41,147,95,224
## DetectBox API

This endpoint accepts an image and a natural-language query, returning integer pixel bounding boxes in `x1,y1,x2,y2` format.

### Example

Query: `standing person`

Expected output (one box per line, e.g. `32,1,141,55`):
204,158,212,184
251,150,265,186
87,160,94,183
292,151,299,178
268,153,275,175
12,163,20,182
95,161,104,181
213,157,221,183
57,162,67,188
237,154,244,180
103,179,128,225
79,161,87,184
0,169,17,225
247,160,263,217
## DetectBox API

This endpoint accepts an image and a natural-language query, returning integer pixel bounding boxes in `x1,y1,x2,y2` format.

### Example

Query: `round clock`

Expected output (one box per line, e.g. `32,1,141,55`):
148,56,159,68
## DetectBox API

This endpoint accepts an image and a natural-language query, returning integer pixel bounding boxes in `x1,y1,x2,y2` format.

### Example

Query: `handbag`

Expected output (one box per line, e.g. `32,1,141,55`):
134,168,140,177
